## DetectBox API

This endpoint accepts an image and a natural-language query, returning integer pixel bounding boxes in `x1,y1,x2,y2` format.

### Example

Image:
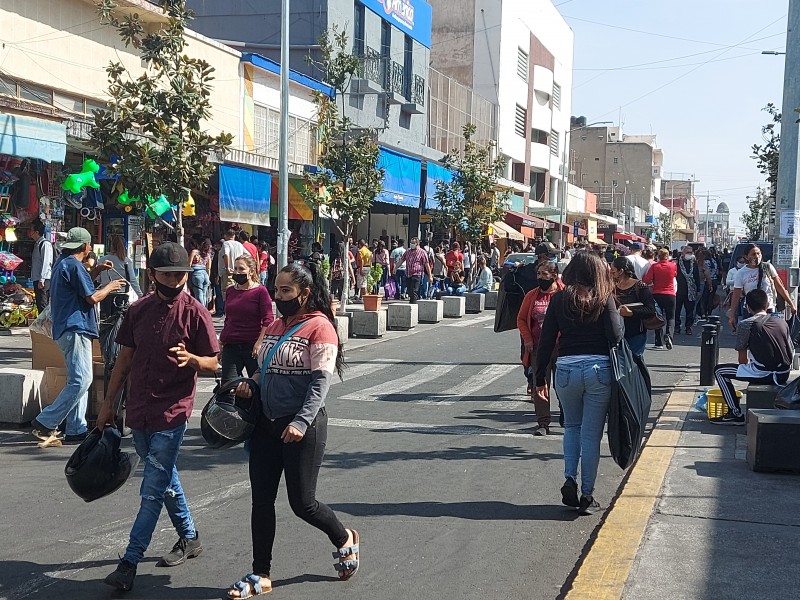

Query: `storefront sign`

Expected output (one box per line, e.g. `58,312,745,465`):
359,0,432,47
587,219,598,240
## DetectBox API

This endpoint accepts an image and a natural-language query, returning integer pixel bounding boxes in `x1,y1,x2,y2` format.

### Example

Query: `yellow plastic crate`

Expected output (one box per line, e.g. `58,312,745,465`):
706,388,742,419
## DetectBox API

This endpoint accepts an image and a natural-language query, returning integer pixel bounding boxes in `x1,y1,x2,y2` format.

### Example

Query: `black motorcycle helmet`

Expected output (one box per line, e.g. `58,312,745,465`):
64,427,136,503
201,377,261,447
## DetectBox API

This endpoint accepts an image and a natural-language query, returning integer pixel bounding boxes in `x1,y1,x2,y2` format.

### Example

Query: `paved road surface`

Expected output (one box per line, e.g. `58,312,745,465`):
0,317,710,600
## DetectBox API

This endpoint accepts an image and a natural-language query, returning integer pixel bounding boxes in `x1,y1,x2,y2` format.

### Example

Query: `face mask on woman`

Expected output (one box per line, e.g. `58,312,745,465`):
736,260,746,269
275,295,304,317
537,277,554,291
232,273,249,285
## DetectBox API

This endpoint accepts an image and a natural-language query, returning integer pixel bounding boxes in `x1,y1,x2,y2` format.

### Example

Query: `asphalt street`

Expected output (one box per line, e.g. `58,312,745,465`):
0,315,712,600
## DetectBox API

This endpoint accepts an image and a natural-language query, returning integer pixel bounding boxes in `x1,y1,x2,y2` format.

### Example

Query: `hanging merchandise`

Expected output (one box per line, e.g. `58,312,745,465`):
3,227,17,242
0,242,23,284
117,190,138,205
62,159,100,194
145,194,171,220
182,190,196,217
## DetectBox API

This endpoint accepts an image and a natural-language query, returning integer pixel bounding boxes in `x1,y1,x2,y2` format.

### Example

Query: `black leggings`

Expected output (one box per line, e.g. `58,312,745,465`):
249,409,348,576
652,294,676,345
220,342,259,384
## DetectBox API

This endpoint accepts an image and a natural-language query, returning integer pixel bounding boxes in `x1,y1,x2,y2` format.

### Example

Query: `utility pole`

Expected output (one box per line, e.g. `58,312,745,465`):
705,192,710,243
276,0,291,270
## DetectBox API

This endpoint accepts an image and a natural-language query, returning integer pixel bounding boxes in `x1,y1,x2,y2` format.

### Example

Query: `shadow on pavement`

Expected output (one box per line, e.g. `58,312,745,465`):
322,444,551,469
328,500,580,522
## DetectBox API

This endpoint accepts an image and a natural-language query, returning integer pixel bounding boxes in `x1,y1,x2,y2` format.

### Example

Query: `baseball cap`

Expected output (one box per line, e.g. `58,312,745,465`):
535,241,557,255
631,242,644,250
61,227,92,250
148,242,192,272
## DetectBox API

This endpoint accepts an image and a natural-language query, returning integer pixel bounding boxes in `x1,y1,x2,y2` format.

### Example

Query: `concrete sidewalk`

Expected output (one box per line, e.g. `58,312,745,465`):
565,366,800,600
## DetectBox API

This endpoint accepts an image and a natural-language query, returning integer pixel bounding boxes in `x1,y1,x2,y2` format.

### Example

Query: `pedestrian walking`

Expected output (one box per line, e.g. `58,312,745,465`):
398,237,432,303
535,252,623,515
96,242,220,592
643,248,677,349
240,231,259,262
431,243,448,297
462,241,474,287
694,248,713,320
211,239,224,315
187,238,212,307
226,262,358,599
258,241,271,288
222,229,247,293
390,239,407,300
714,289,793,425
489,242,500,270
611,257,656,358
220,255,275,384
373,240,390,295
97,234,144,318
30,228,125,446
626,242,651,280
29,219,53,314
354,239,372,302
518,261,564,435
675,246,701,335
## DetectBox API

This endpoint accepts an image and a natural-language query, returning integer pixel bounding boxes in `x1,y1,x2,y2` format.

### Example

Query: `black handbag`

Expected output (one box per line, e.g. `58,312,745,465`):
775,376,800,409
607,338,652,469
493,263,538,333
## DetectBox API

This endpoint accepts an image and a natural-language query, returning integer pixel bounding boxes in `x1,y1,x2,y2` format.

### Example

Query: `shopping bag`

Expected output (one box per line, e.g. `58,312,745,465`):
774,376,800,409
29,304,53,338
790,316,800,348
384,277,397,298
607,338,652,469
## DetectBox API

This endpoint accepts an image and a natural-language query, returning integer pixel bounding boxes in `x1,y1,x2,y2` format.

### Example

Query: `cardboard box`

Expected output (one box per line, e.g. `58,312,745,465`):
31,331,102,370
41,367,67,408
90,362,106,418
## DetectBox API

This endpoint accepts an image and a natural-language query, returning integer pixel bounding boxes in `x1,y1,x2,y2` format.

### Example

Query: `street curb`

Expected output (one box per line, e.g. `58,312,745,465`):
563,375,699,600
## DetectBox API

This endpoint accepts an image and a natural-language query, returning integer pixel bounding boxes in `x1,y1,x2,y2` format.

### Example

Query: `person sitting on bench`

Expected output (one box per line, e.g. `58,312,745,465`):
713,288,794,425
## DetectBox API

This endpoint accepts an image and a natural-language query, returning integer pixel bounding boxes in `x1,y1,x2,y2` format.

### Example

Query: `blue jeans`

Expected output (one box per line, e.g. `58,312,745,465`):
447,284,466,295
419,276,430,299
627,332,647,358
214,280,225,314
394,270,407,298
260,271,268,287
37,331,92,435
123,423,196,565
471,286,489,294
189,267,210,307
554,356,613,497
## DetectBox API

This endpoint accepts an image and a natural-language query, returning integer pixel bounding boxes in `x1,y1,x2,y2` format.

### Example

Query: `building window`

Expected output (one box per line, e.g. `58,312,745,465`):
552,83,561,109
595,157,600,161
354,2,365,55
54,92,85,114
515,105,527,137
381,20,391,87
531,128,548,144
517,48,528,81
254,105,268,153
612,179,618,187
613,157,618,164
254,105,317,165
404,34,413,99
19,81,52,105
550,128,559,156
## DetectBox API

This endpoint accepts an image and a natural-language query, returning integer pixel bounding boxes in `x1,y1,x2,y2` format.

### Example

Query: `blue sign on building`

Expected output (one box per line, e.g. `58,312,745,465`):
358,0,432,48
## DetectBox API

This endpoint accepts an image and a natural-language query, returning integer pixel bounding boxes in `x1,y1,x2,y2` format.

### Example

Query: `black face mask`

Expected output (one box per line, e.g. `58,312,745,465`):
155,280,183,299
538,278,554,291
275,295,303,317
232,273,249,285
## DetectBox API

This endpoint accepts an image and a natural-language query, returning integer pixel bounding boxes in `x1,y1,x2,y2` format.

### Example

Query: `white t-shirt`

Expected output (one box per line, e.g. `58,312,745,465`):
627,253,651,280
390,247,406,270
222,239,247,271
734,263,778,309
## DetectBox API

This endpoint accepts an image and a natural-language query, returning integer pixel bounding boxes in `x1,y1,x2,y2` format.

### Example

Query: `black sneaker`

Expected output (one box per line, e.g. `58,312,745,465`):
533,425,550,437
63,432,89,444
104,559,136,591
710,413,745,426
578,495,601,516
158,532,203,566
686,326,693,336
560,477,580,507
665,335,673,350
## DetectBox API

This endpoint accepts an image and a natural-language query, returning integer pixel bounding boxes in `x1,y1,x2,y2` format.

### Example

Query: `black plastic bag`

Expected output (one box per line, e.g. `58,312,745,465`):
607,338,652,469
790,317,800,348
493,263,538,333
775,376,800,409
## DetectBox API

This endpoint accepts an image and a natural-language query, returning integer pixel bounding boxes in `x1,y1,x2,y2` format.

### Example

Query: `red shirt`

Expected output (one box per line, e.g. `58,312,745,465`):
220,285,275,344
243,241,259,261
116,291,220,431
643,260,677,296
445,250,463,270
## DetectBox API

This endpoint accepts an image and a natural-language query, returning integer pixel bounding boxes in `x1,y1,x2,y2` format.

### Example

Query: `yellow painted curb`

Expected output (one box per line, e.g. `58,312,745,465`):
564,386,697,600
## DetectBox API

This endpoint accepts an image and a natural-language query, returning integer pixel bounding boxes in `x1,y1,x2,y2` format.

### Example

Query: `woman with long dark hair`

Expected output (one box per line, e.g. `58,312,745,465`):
188,238,212,307
227,262,355,599
535,253,623,516
611,257,657,358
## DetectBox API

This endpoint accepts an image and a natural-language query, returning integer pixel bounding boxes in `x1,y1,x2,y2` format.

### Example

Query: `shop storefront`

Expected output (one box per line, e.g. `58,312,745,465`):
269,176,315,257
504,210,548,245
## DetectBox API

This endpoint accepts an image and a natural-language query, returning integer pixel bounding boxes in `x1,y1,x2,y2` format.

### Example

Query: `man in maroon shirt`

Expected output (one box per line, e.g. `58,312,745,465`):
97,242,220,592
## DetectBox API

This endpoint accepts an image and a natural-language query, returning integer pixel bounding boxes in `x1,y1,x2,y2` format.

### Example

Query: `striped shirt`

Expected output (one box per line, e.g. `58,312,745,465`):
403,248,430,277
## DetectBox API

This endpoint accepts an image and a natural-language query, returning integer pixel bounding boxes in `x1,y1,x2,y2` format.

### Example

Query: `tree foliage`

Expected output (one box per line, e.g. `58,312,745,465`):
741,187,769,240
300,26,384,312
90,0,233,242
432,124,508,247
656,214,673,247
751,103,780,194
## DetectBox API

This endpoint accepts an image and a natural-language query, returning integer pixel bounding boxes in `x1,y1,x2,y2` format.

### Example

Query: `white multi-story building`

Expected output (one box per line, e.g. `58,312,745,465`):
430,0,573,230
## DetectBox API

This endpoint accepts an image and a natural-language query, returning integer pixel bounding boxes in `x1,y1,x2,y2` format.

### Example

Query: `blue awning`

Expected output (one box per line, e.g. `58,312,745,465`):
425,162,454,210
218,164,272,227
376,148,421,208
0,113,66,163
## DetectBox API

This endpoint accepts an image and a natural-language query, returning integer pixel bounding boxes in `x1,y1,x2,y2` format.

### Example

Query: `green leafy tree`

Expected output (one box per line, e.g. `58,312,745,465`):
90,0,233,244
742,187,769,240
432,124,508,249
301,27,384,314
656,214,673,247
751,103,780,194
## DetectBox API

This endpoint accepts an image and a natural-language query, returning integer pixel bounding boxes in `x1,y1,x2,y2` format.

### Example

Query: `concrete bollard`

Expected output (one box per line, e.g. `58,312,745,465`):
352,310,386,338
387,303,418,331
417,299,444,323
334,315,349,343
484,290,499,309
0,368,45,424
464,292,485,314
442,295,466,318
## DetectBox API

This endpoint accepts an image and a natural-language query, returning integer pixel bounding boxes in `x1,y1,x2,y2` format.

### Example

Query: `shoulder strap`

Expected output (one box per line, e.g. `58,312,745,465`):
259,321,307,381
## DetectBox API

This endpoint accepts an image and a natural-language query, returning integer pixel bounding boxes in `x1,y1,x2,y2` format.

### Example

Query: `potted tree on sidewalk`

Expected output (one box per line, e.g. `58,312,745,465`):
362,264,384,311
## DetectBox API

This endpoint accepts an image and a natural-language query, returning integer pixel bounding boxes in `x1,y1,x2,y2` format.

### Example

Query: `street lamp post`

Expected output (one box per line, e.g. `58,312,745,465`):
558,120,613,249
277,0,291,269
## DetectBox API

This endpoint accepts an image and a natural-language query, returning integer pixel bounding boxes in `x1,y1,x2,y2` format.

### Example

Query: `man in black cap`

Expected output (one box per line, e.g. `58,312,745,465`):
535,241,557,268
97,242,220,592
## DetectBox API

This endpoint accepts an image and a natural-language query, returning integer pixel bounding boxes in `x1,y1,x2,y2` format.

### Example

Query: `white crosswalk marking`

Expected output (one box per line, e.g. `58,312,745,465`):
339,364,458,402
329,417,532,439
416,364,518,405
443,314,495,327
485,400,525,410
338,359,401,383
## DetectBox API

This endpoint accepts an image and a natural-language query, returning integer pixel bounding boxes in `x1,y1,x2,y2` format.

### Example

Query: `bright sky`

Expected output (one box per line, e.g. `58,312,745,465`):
558,0,788,232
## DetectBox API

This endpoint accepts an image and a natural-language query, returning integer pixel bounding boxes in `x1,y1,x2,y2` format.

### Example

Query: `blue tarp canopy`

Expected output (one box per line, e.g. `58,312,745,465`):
218,164,272,227
0,113,66,163
425,162,454,210
376,148,421,208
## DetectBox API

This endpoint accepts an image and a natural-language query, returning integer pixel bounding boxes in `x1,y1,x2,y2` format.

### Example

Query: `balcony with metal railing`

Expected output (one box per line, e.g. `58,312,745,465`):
401,74,425,115
352,46,385,94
